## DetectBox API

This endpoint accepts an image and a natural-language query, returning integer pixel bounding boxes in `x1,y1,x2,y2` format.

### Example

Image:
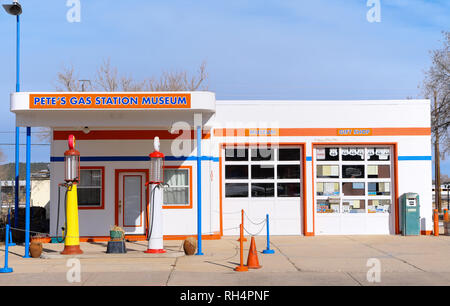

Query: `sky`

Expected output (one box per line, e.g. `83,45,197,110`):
0,0,448,176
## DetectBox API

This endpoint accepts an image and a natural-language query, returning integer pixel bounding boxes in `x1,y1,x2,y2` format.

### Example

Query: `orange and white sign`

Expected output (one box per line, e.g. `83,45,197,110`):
29,93,191,109
337,128,373,136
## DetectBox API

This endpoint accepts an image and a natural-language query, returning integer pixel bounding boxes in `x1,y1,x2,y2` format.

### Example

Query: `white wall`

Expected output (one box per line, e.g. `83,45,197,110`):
49,99,432,236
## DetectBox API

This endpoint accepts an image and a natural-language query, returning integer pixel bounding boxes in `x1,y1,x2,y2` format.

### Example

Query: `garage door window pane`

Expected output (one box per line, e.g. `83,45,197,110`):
316,182,339,196
342,148,364,161
342,199,365,213
251,148,274,161
342,182,365,196
316,148,339,161
278,148,300,161
317,199,340,213
225,183,248,198
277,183,300,197
225,148,248,161
368,199,391,213
225,165,248,180
367,165,390,178
251,183,274,197
317,165,339,178
367,148,390,161
277,165,300,179
342,165,365,178
251,165,274,179
368,182,390,196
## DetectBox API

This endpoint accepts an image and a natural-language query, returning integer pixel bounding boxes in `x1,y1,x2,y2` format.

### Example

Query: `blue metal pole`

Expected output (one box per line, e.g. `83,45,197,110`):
262,214,275,254
195,126,203,255
0,224,14,273
14,15,20,229
24,127,30,258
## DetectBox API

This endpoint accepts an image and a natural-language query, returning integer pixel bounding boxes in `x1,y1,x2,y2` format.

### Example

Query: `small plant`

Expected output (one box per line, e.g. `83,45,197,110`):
110,225,125,241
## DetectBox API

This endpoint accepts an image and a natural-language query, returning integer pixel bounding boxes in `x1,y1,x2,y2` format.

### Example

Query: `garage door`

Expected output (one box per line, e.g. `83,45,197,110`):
222,146,303,236
314,145,395,235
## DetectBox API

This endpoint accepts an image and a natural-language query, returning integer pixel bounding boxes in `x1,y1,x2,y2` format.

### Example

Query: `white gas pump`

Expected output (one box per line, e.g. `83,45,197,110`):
145,137,166,253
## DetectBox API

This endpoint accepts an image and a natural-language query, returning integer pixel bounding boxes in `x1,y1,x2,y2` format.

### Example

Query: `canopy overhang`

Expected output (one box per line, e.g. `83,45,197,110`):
11,91,216,128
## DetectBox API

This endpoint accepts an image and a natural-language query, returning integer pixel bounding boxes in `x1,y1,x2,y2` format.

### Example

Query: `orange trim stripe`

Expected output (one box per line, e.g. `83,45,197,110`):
78,233,221,242
54,130,210,140
214,127,431,137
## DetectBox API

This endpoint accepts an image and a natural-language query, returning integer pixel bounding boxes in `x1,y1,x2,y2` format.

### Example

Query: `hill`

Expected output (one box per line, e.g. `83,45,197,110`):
0,163,50,181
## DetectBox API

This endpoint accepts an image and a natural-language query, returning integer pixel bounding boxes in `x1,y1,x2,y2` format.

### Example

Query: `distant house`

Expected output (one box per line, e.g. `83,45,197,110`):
432,184,450,209
1,169,50,218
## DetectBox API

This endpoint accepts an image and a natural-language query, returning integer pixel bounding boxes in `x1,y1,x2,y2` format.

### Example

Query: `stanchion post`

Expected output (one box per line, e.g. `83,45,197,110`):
262,214,275,254
234,223,248,272
0,224,14,273
434,209,439,237
237,209,247,242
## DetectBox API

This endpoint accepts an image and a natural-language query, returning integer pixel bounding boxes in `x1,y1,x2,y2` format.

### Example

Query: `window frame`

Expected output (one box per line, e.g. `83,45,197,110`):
314,145,394,215
162,165,193,209
78,166,105,210
223,145,302,199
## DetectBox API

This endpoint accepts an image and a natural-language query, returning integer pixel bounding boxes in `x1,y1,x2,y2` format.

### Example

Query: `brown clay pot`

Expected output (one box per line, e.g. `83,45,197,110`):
29,241,43,258
183,237,197,255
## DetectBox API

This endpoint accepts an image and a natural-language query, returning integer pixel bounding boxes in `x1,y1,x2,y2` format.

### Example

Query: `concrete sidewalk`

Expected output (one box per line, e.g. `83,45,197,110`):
2,235,450,286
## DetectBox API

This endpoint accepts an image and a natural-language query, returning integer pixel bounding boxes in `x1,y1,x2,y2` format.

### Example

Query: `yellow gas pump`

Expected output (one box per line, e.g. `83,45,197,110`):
60,135,83,255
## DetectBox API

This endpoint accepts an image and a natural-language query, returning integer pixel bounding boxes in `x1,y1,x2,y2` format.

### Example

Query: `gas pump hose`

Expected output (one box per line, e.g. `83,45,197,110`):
55,183,71,243
147,183,168,241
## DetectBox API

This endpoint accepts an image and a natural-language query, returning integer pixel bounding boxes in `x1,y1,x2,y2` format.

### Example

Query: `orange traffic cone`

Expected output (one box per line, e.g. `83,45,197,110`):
246,236,262,269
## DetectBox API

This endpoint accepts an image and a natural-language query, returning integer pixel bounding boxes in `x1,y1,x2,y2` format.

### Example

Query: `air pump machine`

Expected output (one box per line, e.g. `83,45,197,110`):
57,135,83,255
145,137,166,254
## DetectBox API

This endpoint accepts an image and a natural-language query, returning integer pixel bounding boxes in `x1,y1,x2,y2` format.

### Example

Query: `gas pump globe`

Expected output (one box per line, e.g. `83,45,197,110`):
149,152,164,184
64,135,80,183
149,137,164,184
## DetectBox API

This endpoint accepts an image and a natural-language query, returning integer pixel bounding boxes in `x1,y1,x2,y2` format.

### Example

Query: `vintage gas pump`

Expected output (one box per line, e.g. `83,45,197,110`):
400,193,421,236
60,135,83,255
145,137,166,253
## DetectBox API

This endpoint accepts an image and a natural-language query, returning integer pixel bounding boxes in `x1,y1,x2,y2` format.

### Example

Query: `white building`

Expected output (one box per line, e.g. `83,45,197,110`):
10,92,433,240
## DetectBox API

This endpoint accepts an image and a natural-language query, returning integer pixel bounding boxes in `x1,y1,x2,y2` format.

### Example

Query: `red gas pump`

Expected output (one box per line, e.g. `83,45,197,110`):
56,135,83,254
145,137,166,253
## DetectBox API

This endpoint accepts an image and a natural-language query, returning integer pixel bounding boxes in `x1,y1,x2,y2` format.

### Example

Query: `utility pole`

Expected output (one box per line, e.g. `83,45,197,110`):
434,91,442,212
79,79,91,92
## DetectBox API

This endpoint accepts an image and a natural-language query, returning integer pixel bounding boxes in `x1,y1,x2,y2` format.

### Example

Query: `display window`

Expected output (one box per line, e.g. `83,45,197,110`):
223,146,302,198
315,146,393,214
78,167,104,209
163,168,190,207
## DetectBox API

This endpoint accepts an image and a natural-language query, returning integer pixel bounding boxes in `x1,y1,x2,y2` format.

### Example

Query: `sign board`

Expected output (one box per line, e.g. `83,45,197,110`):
29,93,191,109
337,128,373,136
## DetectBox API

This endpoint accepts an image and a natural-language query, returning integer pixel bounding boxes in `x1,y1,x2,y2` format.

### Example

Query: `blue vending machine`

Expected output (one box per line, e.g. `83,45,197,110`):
400,193,421,236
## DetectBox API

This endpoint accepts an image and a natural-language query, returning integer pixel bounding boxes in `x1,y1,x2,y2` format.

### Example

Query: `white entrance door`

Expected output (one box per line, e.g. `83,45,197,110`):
118,172,147,235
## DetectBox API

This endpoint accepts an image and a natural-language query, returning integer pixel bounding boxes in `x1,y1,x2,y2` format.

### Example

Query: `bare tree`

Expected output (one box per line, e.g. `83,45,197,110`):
95,58,119,92
422,31,450,155
147,61,208,91
45,59,209,142
55,58,208,93
422,31,450,212
55,65,82,92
